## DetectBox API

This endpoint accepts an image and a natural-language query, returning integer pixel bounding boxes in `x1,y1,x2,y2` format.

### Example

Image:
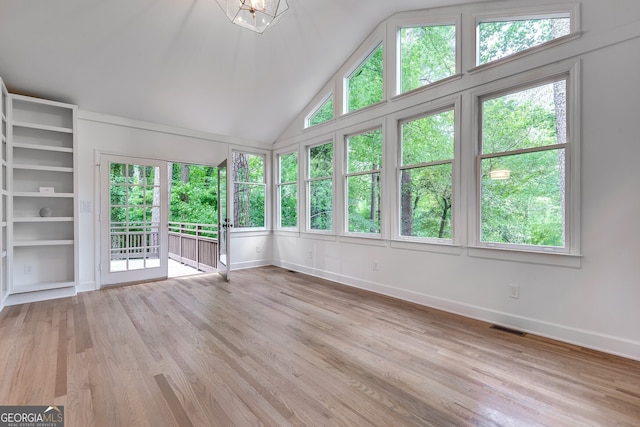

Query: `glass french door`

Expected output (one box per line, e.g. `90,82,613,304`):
100,155,168,286
217,159,232,281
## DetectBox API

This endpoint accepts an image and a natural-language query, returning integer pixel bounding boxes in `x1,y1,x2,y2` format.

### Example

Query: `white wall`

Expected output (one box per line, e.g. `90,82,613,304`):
76,112,272,290
272,0,640,360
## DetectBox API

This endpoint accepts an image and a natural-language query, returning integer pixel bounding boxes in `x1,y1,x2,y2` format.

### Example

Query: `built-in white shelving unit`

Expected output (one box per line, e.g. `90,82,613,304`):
6,94,78,301
0,78,8,308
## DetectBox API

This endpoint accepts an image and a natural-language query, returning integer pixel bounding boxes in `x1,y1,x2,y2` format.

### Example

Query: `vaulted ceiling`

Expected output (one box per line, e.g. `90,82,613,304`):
0,0,486,144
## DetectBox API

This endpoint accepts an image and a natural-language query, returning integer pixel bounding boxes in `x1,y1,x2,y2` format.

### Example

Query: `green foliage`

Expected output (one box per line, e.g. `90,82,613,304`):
401,25,456,93
308,96,334,127
309,179,332,230
169,164,218,225
348,44,383,112
309,143,333,178
308,142,333,230
279,152,298,227
109,163,161,228
280,184,297,227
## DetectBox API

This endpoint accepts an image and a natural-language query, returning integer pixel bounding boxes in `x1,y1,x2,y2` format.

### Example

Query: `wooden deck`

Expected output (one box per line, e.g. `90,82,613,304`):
0,266,638,426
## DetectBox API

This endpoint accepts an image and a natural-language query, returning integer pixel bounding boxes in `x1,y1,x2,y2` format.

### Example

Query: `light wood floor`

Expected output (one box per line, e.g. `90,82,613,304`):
1,266,639,426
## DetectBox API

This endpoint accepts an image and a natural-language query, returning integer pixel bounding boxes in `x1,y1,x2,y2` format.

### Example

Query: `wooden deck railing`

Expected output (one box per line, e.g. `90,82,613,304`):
168,222,218,272
110,221,218,272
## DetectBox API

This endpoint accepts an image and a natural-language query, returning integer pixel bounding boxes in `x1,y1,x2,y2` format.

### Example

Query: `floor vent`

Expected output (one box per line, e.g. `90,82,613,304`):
490,324,527,337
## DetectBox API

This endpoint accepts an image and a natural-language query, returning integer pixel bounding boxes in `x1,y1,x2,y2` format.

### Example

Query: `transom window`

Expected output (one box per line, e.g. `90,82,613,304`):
399,109,454,240
277,152,298,228
307,142,333,231
399,24,456,94
346,44,383,113
479,78,568,250
306,95,334,128
345,129,383,234
477,14,571,65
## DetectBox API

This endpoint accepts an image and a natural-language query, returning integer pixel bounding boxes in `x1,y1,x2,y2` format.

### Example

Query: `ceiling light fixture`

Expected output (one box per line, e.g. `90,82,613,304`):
216,0,289,33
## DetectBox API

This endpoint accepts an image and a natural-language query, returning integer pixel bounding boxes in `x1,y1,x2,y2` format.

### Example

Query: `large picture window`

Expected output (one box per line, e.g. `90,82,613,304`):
399,109,454,240
307,142,333,231
232,151,265,228
277,152,298,228
479,78,568,250
399,24,456,94
345,129,382,234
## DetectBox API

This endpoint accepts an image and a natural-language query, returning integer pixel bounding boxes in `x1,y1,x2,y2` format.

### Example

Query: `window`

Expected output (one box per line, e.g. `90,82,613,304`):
307,142,333,231
345,129,382,234
400,24,456,94
477,15,570,65
479,78,568,250
346,44,383,113
232,151,265,228
277,152,298,228
399,109,454,240
306,95,334,128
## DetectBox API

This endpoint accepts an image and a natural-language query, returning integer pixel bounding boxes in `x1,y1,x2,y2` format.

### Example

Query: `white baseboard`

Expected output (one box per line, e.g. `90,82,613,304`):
2,286,77,306
232,259,273,271
275,260,640,362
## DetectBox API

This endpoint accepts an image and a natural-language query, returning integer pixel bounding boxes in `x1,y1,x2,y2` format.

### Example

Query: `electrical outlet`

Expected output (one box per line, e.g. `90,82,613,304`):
372,261,379,271
509,284,520,299
256,245,261,253
24,264,33,274
307,251,313,259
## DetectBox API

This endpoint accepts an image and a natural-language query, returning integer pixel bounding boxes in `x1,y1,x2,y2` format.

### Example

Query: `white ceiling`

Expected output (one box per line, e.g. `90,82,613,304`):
0,0,484,144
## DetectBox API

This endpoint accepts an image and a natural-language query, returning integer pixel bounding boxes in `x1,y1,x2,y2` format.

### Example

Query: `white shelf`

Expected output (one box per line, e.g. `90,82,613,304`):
12,121,73,134
13,217,74,223
8,92,78,298
12,164,73,173
13,192,74,198
13,240,74,247
12,142,73,153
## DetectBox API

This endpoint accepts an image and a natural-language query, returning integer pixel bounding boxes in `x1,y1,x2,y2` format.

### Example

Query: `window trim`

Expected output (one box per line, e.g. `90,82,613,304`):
470,60,581,257
275,149,299,230
305,139,335,234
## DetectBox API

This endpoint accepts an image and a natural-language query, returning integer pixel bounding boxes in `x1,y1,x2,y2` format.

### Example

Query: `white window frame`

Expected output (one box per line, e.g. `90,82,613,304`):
304,92,334,129
396,104,458,245
471,3,581,70
305,140,335,234
343,40,385,115
276,150,299,230
231,150,267,230
342,126,384,238
469,60,581,262
390,12,462,97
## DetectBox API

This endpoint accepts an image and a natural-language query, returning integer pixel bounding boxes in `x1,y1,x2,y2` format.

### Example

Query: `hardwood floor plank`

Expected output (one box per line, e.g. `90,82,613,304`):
1,266,639,426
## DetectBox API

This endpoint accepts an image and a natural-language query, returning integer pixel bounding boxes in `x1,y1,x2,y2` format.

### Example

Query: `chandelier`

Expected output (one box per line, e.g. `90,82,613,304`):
216,0,289,33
